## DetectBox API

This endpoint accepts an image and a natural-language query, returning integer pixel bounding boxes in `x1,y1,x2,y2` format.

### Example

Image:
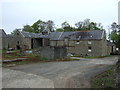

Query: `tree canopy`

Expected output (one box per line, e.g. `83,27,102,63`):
22,20,55,33
11,18,104,34
56,19,104,32
109,22,120,49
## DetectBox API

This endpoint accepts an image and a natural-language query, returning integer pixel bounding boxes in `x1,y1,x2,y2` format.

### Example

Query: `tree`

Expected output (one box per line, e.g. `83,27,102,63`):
75,21,83,30
109,22,120,49
61,21,75,32
31,20,45,33
56,28,64,32
109,31,118,43
111,22,117,31
46,20,55,32
23,25,34,33
31,20,55,33
11,29,18,35
75,19,103,31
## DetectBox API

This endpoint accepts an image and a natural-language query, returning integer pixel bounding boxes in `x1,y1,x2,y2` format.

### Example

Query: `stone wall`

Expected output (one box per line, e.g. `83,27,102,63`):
68,40,103,56
40,46,67,60
50,40,108,56
107,45,116,55
43,38,50,46
1,37,9,50
0,38,2,49
11,31,32,50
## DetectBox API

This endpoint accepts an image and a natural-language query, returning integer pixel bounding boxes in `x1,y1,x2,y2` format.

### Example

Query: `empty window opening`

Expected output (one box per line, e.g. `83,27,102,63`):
17,41,19,44
88,46,92,52
88,41,92,44
17,33,19,35
64,38,69,46
76,41,80,44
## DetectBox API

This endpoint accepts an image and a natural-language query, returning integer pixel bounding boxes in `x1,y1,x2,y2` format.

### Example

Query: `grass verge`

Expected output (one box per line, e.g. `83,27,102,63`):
91,65,117,89
72,55,114,59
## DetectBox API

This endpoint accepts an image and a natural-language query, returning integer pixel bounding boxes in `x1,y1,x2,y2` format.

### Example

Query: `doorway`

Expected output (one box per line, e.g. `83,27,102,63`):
16,45,20,50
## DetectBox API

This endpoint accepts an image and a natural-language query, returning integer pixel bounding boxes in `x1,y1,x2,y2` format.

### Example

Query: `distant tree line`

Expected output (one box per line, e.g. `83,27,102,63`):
11,18,104,34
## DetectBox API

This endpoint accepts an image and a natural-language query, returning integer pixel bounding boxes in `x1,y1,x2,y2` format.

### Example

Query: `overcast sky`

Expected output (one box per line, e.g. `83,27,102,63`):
1,0,119,34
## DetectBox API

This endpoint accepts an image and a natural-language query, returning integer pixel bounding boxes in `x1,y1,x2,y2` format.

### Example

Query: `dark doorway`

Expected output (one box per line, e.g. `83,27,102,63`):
31,39,34,49
16,45,20,50
34,38,43,48
8,44,9,49
112,46,114,53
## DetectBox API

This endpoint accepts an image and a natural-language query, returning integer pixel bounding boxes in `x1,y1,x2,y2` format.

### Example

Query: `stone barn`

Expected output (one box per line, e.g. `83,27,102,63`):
49,30,108,56
0,29,9,50
1,29,116,57
12,30,50,50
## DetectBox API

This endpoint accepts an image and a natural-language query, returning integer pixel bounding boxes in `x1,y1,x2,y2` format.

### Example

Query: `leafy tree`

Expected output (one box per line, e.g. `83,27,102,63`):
56,28,64,32
109,22,120,49
61,21,75,32
46,20,55,32
31,20,45,33
109,31,118,43
31,20,55,33
75,21,83,30
111,22,117,31
23,25,34,32
75,19,103,31
11,29,18,35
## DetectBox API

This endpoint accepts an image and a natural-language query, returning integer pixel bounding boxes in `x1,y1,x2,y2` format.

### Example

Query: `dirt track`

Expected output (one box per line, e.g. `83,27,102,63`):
2,56,118,88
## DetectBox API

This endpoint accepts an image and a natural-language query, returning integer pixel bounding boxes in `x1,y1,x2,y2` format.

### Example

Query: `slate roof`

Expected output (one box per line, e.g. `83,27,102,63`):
18,30,104,40
20,31,49,38
49,32,75,40
0,29,8,38
7,34,14,38
49,30,104,40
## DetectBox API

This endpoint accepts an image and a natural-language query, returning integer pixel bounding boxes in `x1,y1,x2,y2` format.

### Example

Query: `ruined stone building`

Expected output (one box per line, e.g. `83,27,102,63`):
11,30,49,50
0,29,11,50
0,29,116,56
49,30,115,56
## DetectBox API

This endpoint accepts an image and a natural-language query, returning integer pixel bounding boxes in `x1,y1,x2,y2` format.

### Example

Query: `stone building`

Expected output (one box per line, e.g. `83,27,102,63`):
0,29,9,50
0,29,116,56
49,30,108,56
11,30,49,50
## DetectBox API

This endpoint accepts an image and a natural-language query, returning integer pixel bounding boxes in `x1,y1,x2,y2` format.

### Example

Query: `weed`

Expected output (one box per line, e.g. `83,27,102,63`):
40,57,48,61
91,66,116,88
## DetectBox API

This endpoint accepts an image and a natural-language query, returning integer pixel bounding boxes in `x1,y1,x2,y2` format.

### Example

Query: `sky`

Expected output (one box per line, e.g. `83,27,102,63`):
0,0,119,34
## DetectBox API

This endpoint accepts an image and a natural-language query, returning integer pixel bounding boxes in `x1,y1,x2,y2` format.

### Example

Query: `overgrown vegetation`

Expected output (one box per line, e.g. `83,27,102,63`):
71,55,113,59
83,55,113,59
91,65,117,89
2,49,80,67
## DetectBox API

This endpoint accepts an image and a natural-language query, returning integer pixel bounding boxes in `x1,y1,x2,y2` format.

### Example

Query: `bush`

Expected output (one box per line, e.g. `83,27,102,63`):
40,57,48,61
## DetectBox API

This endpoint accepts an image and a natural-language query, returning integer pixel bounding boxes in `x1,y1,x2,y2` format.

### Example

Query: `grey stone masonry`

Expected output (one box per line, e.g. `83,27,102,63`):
40,46,67,60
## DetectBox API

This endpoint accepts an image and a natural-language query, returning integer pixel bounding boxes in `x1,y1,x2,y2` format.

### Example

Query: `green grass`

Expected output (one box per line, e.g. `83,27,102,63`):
40,57,48,61
0,50,7,53
91,65,116,89
72,55,113,59
25,53,39,58
71,55,113,58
